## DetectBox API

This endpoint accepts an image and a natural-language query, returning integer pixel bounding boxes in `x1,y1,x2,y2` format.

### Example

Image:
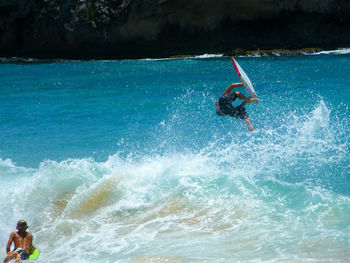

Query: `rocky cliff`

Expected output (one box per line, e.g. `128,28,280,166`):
0,0,349,59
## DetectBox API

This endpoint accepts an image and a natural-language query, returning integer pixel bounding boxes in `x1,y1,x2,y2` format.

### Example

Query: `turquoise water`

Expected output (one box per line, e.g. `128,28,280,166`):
0,52,349,262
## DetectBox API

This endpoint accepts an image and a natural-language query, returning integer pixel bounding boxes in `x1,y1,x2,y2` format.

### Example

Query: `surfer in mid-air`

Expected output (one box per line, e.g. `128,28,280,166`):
216,82,258,132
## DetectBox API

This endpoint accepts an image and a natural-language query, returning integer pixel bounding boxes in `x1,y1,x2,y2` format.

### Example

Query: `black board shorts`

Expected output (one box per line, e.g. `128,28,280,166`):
215,93,248,120
13,248,29,260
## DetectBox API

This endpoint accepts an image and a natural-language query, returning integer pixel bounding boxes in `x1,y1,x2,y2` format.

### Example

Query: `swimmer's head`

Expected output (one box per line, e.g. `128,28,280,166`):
16,220,28,231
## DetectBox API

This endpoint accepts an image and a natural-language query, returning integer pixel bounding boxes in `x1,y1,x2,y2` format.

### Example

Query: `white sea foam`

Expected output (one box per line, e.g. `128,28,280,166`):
312,48,350,55
299,100,330,138
193,53,224,59
142,53,223,61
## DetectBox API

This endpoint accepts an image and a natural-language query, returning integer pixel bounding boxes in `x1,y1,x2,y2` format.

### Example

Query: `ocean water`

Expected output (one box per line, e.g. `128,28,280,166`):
0,51,349,262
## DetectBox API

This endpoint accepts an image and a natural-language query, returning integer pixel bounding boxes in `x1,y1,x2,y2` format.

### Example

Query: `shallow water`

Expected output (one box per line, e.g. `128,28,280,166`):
0,52,349,262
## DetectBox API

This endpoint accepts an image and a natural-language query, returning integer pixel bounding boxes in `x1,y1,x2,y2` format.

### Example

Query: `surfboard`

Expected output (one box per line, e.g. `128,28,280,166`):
29,249,40,260
231,57,258,102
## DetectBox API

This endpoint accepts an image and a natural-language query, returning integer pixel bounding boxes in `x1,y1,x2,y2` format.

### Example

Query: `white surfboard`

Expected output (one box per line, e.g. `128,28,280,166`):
231,57,258,102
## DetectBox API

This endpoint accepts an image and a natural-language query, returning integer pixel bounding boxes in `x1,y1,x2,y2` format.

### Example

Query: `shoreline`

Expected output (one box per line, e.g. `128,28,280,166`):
1,47,349,63
171,47,350,59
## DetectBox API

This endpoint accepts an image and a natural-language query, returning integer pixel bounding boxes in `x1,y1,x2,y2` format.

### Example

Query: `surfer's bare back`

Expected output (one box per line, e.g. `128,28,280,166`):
3,220,33,263
215,83,258,132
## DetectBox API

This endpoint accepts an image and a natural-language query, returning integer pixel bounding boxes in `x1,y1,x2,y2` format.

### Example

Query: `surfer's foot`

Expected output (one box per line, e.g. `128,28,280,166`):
251,98,259,104
246,97,258,104
247,123,254,132
245,119,254,132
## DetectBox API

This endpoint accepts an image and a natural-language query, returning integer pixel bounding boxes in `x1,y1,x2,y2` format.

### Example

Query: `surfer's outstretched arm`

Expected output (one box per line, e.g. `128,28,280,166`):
222,83,244,96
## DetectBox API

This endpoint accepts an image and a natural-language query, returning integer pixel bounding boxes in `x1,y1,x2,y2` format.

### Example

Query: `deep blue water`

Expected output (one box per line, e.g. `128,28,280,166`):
0,52,349,262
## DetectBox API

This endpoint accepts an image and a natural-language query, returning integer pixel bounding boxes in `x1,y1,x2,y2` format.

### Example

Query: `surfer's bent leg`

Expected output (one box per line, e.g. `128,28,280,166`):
222,83,244,96
228,103,254,132
236,92,257,107
236,92,249,107
3,252,17,263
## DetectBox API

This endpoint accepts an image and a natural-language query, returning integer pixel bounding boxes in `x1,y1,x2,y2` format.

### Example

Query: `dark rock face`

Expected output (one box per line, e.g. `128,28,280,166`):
0,0,349,59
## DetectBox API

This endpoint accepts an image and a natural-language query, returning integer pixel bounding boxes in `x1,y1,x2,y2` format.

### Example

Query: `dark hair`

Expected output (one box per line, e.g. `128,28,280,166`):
17,220,28,228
